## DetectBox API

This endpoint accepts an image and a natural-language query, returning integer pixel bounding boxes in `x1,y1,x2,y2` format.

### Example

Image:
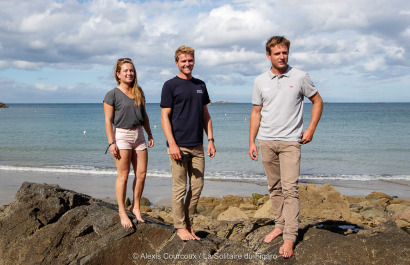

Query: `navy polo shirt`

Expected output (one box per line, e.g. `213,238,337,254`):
160,76,211,147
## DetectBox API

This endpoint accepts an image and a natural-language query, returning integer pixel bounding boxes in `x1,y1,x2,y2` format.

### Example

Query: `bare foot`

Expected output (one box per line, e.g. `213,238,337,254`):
188,226,200,240
177,228,196,241
130,206,145,223
264,228,283,243
119,212,133,228
279,240,294,258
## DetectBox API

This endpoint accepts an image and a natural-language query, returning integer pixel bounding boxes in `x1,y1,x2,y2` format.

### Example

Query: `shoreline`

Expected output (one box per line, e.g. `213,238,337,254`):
1,169,409,207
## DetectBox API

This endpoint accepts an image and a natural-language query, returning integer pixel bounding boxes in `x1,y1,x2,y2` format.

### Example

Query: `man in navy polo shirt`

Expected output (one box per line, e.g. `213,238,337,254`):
161,45,216,241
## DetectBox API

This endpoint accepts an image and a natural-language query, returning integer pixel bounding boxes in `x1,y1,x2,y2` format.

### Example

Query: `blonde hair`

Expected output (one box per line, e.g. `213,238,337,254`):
114,59,145,107
174,45,195,62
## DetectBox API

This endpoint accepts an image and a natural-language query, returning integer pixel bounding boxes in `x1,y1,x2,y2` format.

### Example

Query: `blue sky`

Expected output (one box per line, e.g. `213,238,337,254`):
1,0,410,103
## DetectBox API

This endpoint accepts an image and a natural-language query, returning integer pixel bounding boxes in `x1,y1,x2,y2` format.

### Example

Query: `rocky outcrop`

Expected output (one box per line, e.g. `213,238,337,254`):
0,102,8,108
1,182,409,265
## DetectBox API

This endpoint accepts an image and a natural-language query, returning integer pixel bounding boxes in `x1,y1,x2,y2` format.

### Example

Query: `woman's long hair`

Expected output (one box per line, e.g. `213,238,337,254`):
114,59,145,107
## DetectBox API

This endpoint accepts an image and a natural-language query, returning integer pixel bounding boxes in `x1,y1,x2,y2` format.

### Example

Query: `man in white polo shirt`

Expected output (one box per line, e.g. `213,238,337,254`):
249,36,323,258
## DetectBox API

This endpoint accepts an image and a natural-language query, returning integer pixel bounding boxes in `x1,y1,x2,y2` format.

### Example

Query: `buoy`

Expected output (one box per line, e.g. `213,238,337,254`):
154,125,156,128
83,131,86,135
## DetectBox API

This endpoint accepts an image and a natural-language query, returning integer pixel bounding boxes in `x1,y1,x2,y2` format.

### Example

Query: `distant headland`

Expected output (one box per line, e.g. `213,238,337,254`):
212,101,236,104
0,102,9,108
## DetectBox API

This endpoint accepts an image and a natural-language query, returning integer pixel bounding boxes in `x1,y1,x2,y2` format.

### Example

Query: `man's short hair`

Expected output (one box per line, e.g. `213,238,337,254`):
266,36,291,54
175,45,195,62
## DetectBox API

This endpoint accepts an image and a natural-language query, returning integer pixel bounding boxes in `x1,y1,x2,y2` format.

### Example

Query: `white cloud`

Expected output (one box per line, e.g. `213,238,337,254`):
399,10,410,15
0,61,7,70
193,4,275,47
35,83,59,91
0,0,410,102
12,61,43,70
198,47,262,66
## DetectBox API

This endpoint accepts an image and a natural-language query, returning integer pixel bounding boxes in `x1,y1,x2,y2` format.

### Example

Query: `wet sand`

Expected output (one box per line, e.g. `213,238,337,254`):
1,170,409,207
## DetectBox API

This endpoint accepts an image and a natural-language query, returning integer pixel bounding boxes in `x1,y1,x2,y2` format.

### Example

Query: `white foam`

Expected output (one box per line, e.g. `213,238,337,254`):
0,165,409,181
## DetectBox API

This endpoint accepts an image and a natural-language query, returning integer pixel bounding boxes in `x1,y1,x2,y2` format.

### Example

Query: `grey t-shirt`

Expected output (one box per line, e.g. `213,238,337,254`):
103,87,145,129
252,66,317,142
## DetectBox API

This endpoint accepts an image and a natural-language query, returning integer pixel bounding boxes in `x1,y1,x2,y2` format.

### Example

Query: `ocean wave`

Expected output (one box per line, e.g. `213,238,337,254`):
299,174,410,181
0,165,116,175
0,165,409,181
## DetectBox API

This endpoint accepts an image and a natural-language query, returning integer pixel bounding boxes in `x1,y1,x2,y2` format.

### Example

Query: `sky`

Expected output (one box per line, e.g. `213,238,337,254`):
1,0,410,103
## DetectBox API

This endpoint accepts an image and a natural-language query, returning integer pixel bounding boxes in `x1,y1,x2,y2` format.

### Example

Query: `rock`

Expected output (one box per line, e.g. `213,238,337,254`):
360,208,386,218
365,192,393,202
239,203,258,211
220,195,245,207
374,197,390,206
386,204,408,216
252,193,265,200
390,199,410,206
0,102,8,108
239,203,259,218
253,199,273,219
392,207,410,223
158,211,173,224
217,207,249,221
140,197,151,206
257,196,270,206
299,184,352,221
293,220,410,265
125,197,131,206
1,182,409,265
344,195,365,203
197,197,221,215
210,204,229,219
140,206,152,213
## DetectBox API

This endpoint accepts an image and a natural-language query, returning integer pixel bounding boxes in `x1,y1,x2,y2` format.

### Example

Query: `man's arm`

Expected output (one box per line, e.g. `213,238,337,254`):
203,105,215,158
161,107,181,160
301,92,323,144
249,105,262,160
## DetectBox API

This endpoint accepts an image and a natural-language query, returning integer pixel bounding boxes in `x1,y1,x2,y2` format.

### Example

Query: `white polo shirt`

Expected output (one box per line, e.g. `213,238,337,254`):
252,66,318,142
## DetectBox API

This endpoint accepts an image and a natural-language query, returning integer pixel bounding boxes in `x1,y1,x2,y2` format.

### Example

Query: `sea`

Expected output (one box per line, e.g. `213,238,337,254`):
1,103,409,202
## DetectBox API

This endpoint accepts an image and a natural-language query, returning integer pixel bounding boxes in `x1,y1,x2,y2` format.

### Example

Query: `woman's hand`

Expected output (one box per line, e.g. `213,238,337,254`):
109,143,120,159
148,134,154,148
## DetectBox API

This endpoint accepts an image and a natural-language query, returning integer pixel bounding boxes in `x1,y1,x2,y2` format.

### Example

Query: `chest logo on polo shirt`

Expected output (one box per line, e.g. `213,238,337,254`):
196,90,203,93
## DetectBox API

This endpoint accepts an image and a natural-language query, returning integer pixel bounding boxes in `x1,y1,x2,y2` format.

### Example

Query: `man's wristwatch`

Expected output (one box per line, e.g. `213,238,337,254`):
208,138,214,142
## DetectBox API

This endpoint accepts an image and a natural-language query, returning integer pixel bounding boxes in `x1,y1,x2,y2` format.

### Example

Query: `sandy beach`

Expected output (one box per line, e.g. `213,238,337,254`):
1,170,409,207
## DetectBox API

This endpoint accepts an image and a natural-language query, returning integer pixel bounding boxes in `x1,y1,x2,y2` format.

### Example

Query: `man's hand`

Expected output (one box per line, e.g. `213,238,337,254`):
169,143,182,160
207,141,216,158
301,128,314,144
249,142,258,161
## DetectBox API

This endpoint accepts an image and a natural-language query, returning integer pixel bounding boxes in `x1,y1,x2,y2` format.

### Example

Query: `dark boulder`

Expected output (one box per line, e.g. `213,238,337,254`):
0,182,409,265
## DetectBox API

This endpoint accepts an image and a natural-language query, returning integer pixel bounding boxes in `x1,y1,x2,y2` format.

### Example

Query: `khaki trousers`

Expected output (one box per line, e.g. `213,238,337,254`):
258,140,301,242
168,145,204,229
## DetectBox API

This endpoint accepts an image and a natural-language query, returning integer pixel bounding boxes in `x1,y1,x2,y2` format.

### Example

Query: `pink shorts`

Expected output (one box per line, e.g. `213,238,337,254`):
114,126,147,151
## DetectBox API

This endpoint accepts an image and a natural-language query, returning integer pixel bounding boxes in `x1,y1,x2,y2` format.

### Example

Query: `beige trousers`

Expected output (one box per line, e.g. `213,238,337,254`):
168,145,204,229
258,140,301,242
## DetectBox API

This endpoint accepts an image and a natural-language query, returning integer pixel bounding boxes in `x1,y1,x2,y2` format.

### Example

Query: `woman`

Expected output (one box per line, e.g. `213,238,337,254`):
104,58,154,228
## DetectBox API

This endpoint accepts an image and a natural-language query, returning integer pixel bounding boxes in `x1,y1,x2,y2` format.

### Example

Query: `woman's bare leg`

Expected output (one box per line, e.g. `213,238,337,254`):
130,149,148,222
114,149,133,228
